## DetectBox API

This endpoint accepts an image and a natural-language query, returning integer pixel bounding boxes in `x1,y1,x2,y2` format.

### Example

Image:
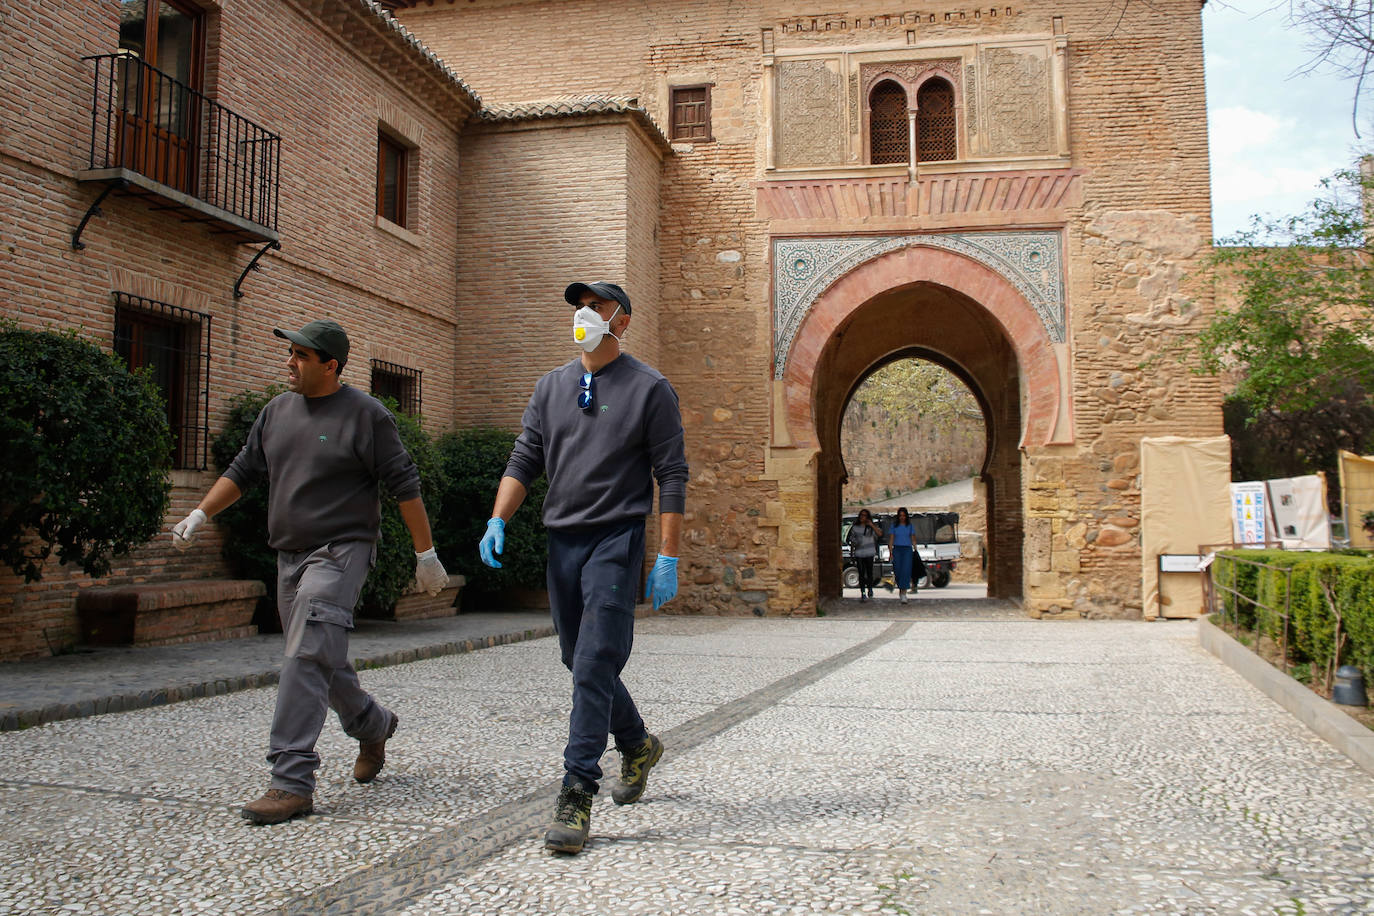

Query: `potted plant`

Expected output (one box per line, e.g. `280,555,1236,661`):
1362,509,1374,540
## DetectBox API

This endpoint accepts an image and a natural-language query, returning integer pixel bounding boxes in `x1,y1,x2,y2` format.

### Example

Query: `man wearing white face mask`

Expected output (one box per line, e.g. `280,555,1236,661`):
479,281,688,855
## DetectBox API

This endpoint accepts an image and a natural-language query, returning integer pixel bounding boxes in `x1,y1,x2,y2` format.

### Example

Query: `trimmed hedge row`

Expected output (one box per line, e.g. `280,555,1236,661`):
1214,549,1374,687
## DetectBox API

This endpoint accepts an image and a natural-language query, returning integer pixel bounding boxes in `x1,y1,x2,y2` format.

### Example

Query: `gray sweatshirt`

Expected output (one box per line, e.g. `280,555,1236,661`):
505,354,688,530
223,385,421,551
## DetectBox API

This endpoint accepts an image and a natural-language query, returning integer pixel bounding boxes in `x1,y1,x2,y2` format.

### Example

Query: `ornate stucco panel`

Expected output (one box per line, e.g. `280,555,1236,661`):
774,58,846,167
772,231,1066,378
980,45,1053,156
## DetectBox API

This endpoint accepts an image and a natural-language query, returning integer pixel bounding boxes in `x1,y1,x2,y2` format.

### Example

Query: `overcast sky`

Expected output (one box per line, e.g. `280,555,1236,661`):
1204,0,1367,240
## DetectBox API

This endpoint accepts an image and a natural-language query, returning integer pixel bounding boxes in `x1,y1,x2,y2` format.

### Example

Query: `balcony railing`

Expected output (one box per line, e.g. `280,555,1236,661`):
81,53,280,238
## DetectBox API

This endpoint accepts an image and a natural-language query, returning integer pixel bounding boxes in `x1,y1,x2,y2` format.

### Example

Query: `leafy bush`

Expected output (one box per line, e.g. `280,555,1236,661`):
433,427,548,598
211,388,445,617
1214,548,1374,692
359,398,445,615
211,388,280,603
0,324,172,581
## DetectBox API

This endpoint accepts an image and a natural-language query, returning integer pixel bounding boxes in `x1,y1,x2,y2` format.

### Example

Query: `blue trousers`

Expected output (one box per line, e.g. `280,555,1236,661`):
547,519,649,791
892,545,915,590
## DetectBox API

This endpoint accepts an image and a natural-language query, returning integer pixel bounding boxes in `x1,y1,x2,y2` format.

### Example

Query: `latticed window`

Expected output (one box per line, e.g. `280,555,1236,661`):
371,359,421,416
916,78,957,162
113,292,211,470
868,81,908,165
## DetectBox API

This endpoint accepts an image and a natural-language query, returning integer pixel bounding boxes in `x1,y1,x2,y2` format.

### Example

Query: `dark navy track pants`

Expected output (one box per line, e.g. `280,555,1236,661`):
547,519,649,790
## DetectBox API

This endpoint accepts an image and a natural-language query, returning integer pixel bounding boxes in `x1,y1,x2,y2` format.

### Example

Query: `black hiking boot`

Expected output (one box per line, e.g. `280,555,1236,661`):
612,733,663,805
544,781,594,853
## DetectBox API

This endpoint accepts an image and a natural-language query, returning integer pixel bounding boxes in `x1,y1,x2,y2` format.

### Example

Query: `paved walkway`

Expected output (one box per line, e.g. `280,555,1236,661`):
0,611,555,731
2,599,1373,914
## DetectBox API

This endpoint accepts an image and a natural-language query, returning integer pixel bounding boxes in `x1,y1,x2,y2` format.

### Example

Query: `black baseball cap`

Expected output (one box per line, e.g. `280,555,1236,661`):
564,281,631,315
274,319,350,367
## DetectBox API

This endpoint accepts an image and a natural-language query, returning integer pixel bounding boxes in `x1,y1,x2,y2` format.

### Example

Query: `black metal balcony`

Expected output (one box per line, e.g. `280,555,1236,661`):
78,53,280,244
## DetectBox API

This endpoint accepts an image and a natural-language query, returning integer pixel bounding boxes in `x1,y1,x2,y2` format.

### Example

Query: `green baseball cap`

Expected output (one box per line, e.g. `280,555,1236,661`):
274,319,349,367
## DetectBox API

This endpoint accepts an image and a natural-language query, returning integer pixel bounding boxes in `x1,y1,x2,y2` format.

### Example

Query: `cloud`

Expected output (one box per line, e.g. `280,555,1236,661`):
1208,106,1285,157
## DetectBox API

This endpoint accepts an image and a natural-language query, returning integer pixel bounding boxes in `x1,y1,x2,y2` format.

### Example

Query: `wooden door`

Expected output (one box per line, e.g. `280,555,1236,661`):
116,0,203,193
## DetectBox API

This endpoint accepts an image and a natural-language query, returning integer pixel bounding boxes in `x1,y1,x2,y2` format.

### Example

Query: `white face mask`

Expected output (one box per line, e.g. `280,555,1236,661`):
572,304,622,353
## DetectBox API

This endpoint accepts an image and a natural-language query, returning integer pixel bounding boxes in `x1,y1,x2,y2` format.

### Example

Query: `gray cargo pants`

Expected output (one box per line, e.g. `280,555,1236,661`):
267,540,393,795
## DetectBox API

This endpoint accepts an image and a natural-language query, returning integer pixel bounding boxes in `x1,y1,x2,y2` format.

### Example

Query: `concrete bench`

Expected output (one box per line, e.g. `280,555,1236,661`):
77,579,266,647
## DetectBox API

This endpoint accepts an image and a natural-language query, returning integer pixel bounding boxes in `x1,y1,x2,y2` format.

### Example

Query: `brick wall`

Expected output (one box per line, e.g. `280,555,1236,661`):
0,0,473,659
399,0,1221,619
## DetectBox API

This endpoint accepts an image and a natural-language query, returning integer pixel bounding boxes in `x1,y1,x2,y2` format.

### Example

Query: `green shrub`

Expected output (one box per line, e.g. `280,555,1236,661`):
211,388,280,602
359,398,445,615
1216,548,1374,692
211,388,444,617
433,427,548,598
0,325,172,581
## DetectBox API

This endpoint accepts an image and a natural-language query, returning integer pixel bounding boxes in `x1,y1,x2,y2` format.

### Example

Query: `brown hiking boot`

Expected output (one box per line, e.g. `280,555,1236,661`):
354,711,399,784
240,789,312,825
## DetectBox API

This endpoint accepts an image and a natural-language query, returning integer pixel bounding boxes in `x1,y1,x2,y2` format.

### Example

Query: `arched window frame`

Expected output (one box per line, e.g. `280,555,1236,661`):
863,74,909,167
862,67,963,169
910,70,960,163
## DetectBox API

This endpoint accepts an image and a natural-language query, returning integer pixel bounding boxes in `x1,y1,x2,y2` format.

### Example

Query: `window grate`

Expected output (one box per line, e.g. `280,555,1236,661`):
670,85,712,141
916,79,957,162
868,81,909,165
113,292,211,470
370,359,421,416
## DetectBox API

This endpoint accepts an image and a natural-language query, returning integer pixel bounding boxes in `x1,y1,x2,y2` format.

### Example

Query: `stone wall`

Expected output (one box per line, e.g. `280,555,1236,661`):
840,400,985,506
398,0,1221,620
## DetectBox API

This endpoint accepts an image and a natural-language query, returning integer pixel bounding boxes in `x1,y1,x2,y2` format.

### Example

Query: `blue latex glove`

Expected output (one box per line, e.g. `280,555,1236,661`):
645,554,679,611
479,517,505,568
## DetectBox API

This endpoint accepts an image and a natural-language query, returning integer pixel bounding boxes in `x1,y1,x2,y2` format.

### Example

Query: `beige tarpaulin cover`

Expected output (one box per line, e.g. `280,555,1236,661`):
1340,450,1374,548
1141,436,1232,619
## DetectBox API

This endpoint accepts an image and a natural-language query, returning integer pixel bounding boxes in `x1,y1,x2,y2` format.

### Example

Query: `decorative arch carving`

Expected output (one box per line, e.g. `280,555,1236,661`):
776,242,1068,449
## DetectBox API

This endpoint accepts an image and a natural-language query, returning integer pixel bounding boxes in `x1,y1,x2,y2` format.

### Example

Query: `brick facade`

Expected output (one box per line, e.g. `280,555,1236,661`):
396,0,1222,619
0,0,477,659
3,0,1225,658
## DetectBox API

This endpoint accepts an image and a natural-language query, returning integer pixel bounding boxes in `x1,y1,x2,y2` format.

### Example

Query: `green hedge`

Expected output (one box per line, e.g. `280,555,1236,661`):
432,427,547,601
210,388,444,617
1215,548,1374,687
0,324,172,581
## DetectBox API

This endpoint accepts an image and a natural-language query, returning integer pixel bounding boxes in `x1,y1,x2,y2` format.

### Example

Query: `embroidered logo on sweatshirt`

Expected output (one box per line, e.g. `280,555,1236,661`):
318,435,328,443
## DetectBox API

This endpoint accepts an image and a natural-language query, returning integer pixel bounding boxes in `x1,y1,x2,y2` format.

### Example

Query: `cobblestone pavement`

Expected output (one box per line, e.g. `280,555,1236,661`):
0,611,554,730
3,606,1373,915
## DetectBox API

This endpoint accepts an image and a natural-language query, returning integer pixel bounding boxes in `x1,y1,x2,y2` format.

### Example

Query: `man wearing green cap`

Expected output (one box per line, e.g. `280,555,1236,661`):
170,319,448,825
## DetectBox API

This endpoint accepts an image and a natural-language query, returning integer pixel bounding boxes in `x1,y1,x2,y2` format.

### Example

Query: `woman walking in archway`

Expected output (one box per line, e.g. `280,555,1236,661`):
888,507,926,603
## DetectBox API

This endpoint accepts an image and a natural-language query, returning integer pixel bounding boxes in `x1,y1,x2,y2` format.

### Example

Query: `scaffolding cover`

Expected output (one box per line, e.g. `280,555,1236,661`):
1141,436,1233,619
1339,450,1374,548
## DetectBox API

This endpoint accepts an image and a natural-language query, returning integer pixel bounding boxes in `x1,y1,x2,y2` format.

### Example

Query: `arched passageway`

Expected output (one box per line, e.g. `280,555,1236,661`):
775,243,1069,605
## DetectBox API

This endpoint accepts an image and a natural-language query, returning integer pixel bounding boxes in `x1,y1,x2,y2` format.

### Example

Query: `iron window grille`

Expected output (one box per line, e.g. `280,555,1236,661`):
868,81,909,165
670,85,713,141
916,79,957,162
371,359,421,416
113,292,211,470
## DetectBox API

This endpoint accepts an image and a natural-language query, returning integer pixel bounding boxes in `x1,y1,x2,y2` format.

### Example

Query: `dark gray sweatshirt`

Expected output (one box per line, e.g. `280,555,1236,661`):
223,385,421,551
505,354,688,530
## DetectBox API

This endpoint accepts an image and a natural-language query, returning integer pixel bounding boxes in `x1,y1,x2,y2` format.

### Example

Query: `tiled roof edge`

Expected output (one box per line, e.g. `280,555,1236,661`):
478,96,670,148
357,0,483,109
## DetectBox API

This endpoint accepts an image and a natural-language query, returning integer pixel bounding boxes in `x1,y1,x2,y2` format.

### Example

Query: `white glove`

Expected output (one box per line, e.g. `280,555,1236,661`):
415,547,449,596
171,508,207,550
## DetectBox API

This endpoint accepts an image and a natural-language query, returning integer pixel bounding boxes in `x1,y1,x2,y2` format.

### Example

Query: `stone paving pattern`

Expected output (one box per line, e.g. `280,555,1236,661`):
2,599,1373,914
0,612,555,731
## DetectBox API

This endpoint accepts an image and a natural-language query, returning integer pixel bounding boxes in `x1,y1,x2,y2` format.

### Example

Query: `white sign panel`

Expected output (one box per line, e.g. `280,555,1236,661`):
1230,481,1269,545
